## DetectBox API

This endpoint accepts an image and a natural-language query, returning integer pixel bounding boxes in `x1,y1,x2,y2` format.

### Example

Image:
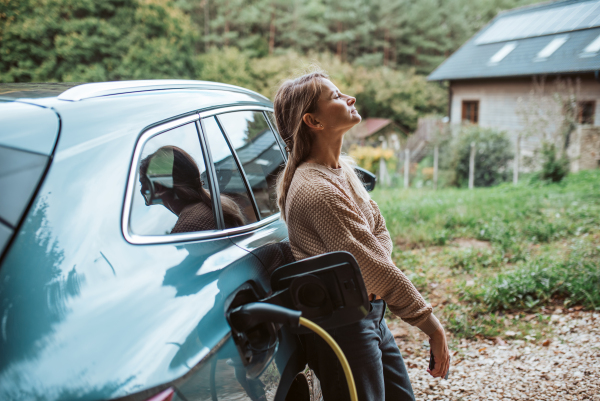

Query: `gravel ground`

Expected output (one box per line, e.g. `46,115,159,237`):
389,311,600,401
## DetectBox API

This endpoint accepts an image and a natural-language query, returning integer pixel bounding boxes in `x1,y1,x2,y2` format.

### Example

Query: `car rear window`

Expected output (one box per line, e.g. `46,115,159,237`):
129,122,217,236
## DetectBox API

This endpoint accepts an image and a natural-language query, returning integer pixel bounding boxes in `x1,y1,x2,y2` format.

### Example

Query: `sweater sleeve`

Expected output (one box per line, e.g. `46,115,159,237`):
369,199,393,257
306,180,442,336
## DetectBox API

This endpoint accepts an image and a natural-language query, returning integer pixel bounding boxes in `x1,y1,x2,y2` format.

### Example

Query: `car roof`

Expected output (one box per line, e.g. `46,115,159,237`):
0,83,82,100
0,80,270,106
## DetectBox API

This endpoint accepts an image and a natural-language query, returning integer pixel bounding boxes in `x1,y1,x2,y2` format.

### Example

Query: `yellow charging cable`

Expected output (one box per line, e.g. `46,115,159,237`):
299,317,358,401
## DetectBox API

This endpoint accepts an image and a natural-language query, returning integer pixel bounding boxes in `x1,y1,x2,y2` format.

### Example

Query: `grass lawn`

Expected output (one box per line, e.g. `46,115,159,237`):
371,170,600,341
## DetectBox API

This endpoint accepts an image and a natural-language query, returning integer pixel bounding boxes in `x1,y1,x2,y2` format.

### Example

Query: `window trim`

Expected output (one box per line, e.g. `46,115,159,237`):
196,119,224,229
577,100,596,125
213,114,262,221
122,107,283,246
461,100,479,124
262,110,288,162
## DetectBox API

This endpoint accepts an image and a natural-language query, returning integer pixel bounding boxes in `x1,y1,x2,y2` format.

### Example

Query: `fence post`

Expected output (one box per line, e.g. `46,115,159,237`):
433,144,439,190
404,148,410,188
379,156,389,187
513,134,520,185
469,141,475,189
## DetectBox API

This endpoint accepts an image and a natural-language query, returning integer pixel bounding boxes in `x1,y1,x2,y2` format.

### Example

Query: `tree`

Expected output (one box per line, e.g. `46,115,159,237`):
0,0,199,82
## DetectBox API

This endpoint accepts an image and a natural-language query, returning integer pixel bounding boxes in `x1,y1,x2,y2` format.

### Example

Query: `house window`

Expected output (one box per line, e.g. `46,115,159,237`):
462,100,479,124
578,101,595,125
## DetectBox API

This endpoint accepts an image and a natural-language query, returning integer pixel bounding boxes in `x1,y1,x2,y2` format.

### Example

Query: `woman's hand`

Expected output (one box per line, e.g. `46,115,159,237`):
428,327,450,378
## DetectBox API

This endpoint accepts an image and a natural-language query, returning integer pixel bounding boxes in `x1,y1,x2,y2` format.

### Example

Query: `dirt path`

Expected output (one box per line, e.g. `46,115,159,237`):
388,311,600,400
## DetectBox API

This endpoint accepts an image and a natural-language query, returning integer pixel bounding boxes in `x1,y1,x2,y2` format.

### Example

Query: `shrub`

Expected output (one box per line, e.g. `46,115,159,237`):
465,239,600,312
449,126,514,188
348,145,395,174
538,143,570,183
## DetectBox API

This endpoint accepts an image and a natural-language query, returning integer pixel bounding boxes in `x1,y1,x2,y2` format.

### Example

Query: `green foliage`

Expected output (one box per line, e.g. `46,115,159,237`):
177,0,543,74
352,67,447,130
449,126,514,188
537,143,570,183
464,238,600,312
375,171,599,339
196,48,446,131
348,145,395,174
373,170,600,255
0,0,546,126
447,247,503,273
0,0,198,82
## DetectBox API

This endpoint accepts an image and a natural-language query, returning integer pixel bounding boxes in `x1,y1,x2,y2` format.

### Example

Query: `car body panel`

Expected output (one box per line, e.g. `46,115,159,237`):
0,223,11,256
0,85,292,400
0,147,49,228
0,101,59,155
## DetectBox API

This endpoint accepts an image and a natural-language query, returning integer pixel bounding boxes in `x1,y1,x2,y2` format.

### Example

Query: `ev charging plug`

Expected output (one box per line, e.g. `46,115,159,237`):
228,302,359,401
229,302,302,333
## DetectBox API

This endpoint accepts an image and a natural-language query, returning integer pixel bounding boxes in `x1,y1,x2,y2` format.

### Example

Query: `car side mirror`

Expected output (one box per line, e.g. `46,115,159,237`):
354,166,377,192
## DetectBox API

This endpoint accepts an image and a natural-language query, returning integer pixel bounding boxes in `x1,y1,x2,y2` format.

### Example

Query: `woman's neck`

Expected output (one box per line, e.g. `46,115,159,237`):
305,134,343,169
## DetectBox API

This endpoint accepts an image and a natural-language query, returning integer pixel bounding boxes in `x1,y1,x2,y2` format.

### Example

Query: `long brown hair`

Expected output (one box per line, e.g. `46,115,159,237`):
274,69,369,222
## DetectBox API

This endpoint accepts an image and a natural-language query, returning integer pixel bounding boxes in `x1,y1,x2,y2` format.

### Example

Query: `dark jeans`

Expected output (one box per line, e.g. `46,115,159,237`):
300,300,415,401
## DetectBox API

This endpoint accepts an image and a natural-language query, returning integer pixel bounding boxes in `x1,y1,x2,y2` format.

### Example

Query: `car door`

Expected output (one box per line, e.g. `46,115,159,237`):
201,108,308,401
138,107,303,401
124,114,286,401
208,108,290,269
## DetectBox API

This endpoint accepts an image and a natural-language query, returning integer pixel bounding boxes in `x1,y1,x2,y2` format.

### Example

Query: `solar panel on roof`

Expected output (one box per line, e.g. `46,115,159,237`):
475,0,600,45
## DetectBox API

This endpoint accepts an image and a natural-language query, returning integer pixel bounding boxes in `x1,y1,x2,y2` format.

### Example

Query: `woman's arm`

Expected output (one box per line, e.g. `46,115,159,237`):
369,199,393,256
296,181,442,336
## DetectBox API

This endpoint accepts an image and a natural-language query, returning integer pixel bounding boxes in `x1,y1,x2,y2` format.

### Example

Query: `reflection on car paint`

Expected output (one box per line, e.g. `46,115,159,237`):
174,337,281,401
0,86,292,401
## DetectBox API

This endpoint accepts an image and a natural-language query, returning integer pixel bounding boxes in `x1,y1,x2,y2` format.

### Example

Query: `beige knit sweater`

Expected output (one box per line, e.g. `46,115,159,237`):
285,162,442,337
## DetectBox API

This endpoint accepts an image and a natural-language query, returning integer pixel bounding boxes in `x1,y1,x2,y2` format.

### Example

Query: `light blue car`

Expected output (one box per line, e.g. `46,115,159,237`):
0,81,376,401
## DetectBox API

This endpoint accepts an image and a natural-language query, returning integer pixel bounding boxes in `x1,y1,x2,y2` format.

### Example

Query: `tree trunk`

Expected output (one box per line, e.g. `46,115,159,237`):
204,0,210,50
383,29,390,66
269,6,276,55
224,1,229,47
337,21,343,59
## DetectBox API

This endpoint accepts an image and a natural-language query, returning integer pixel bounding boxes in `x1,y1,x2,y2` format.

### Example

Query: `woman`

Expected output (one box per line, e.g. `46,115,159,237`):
274,70,450,401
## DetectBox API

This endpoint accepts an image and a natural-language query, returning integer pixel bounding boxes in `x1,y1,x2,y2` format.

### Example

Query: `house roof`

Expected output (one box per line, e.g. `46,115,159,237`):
428,0,600,81
352,118,394,139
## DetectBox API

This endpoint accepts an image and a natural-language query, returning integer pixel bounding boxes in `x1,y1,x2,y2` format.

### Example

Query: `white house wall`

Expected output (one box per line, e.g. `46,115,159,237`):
449,77,600,154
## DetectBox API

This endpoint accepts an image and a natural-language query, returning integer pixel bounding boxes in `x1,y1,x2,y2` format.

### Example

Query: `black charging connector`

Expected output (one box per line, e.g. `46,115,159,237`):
225,251,369,379
229,303,302,332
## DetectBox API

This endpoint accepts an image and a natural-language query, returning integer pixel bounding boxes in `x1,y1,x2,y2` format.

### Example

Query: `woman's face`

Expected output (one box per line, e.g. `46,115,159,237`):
311,79,361,132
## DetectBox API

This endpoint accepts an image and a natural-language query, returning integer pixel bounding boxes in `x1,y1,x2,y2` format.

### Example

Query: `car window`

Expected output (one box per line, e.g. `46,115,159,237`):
202,116,258,228
217,111,285,219
129,122,217,236
265,111,278,134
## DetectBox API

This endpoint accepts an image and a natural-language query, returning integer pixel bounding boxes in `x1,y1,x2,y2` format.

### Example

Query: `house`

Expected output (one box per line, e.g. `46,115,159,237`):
428,0,600,171
345,118,404,150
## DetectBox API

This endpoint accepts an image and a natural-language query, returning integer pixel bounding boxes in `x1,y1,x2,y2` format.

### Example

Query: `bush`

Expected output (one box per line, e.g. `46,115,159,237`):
348,145,395,174
465,239,600,312
449,126,514,188
538,143,570,183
